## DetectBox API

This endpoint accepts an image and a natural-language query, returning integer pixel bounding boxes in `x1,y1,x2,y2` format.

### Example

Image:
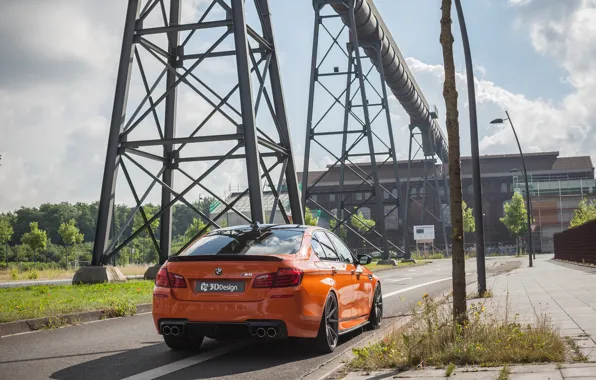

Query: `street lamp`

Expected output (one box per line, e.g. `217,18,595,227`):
491,111,533,267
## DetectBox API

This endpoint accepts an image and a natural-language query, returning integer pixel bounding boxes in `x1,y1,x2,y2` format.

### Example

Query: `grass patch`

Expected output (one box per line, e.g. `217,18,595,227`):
0,280,154,323
445,363,455,376
365,260,429,272
0,265,150,282
349,294,566,371
497,364,510,380
467,289,494,299
564,336,589,362
411,251,445,260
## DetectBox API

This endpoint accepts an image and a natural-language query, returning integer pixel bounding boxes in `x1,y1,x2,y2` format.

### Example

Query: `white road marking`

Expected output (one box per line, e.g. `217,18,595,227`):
382,277,452,299
386,278,412,283
407,269,416,272
121,341,250,380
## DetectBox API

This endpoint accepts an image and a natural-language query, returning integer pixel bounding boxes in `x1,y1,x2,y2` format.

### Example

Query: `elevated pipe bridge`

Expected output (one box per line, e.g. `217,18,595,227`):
330,0,449,162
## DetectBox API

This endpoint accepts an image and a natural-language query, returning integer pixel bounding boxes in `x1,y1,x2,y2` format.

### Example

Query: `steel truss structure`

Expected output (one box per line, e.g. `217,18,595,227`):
402,124,450,257
92,0,304,266
302,0,404,259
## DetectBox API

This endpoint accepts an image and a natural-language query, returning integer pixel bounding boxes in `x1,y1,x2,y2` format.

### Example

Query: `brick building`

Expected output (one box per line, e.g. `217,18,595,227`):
213,151,594,253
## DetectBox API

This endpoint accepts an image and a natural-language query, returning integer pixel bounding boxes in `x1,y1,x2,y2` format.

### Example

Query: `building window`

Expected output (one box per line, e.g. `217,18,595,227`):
439,187,445,197
329,194,335,202
356,193,362,200
360,207,371,219
384,190,389,199
364,192,371,199
392,189,398,198
410,187,417,196
311,194,317,202
468,184,473,195
501,183,508,193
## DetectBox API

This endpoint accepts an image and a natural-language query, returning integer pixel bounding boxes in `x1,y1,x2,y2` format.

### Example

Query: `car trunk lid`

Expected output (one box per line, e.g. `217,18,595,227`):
166,255,288,302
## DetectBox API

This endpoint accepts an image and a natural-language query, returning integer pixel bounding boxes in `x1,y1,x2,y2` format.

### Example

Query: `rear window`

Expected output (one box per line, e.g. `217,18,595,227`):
180,229,305,256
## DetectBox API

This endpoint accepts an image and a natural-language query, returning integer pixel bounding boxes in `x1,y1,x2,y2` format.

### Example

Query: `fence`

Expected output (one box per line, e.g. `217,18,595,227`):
553,219,596,265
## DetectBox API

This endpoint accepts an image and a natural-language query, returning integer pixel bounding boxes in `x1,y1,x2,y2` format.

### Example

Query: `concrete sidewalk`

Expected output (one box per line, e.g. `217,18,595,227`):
341,257,596,379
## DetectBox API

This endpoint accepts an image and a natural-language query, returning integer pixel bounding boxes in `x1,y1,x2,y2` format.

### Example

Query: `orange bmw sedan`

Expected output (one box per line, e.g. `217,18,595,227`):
152,224,382,353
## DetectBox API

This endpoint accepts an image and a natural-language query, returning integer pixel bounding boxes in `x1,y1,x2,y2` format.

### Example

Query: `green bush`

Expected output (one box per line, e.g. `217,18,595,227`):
27,270,39,280
10,268,18,280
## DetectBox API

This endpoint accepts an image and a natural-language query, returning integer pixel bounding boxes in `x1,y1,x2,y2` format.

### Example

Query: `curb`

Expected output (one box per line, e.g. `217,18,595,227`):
0,303,152,337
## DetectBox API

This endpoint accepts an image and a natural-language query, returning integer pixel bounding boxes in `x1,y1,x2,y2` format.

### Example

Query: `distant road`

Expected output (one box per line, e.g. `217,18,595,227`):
0,275,144,288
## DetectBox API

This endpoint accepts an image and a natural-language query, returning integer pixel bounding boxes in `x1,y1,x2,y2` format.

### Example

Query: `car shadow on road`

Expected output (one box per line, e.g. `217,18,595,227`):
49,340,208,380
48,335,353,380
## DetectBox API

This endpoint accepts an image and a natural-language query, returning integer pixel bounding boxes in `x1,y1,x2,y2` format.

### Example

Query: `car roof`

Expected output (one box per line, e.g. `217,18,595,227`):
211,223,313,233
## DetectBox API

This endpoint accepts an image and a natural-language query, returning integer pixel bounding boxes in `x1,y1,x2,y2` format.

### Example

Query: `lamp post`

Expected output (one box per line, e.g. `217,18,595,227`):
454,0,486,294
491,112,533,267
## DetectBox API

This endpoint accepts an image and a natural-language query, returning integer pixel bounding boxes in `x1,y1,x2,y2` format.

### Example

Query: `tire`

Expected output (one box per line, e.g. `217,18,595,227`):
314,292,339,354
163,334,204,351
368,284,383,330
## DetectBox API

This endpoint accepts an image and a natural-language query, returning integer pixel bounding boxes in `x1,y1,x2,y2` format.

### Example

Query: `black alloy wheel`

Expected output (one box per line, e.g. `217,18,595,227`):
368,284,383,330
315,293,339,353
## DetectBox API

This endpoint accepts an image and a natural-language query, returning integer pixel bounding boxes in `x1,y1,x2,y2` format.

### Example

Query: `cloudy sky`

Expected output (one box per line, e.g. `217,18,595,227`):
0,0,594,213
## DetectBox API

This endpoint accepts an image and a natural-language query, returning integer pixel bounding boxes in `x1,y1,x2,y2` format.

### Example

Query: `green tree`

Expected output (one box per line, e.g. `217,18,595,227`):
329,218,348,241
500,193,528,238
133,204,160,237
21,222,48,268
185,218,211,241
569,199,596,228
350,210,375,248
0,215,14,265
304,207,318,226
500,192,534,254
58,219,84,268
462,201,475,233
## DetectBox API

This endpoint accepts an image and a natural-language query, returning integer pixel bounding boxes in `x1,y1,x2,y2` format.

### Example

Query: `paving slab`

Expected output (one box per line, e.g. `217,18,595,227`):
509,372,563,380
560,365,596,377
509,364,561,373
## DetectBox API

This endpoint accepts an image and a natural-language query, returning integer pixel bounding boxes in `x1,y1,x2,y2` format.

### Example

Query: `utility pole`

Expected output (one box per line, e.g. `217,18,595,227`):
454,0,486,294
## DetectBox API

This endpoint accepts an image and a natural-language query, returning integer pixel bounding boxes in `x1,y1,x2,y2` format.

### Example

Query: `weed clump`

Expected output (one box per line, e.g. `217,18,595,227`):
350,294,566,370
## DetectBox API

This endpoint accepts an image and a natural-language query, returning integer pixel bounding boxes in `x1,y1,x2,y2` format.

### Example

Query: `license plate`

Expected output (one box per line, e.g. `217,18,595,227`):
195,280,245,293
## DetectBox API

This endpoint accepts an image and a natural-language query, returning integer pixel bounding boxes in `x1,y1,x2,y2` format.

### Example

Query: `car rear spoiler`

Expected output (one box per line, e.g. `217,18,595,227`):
167,255,284,262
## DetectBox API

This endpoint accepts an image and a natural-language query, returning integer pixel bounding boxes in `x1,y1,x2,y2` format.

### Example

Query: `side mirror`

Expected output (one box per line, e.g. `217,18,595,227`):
357,254,372,265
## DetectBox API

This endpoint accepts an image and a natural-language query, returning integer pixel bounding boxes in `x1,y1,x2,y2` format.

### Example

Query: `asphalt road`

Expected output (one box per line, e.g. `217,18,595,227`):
0,276,144,288
0,256,522,380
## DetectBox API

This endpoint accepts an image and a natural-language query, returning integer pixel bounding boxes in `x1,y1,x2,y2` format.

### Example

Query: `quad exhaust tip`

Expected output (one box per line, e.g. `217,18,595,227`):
170,326,180,336
162,326,171,335
256,328,266,338
267,327,277,338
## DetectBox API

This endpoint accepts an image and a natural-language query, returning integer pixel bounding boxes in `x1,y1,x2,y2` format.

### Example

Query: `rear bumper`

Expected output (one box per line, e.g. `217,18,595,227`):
152,288,323,338
158,319,288,339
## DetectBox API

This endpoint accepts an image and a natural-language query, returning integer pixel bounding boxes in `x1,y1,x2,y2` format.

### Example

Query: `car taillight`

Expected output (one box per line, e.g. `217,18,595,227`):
253,268,303,288
155,267,187,288
155,268,169,287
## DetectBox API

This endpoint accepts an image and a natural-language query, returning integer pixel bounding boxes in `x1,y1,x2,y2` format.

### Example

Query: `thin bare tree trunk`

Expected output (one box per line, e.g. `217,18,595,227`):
440,0,467,325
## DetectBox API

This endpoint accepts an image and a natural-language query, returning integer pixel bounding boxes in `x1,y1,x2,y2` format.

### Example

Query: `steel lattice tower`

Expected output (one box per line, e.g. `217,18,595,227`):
402,123,450,257
302,0,404,259
92,0,303,266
